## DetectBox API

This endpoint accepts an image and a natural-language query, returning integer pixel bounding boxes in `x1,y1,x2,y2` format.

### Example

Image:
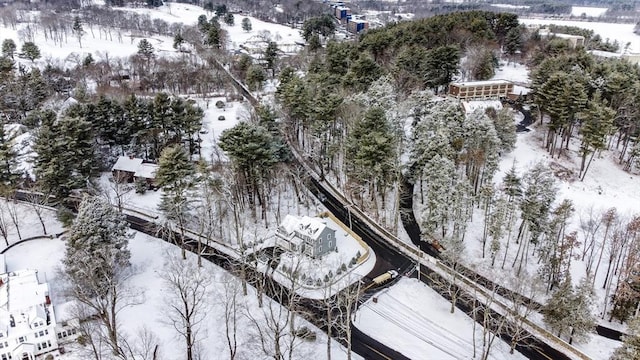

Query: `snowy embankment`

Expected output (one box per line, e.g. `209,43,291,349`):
355,277,527,360
461,116,635,360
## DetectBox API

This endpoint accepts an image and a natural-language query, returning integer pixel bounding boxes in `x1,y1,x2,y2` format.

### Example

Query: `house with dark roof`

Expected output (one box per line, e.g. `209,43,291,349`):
276,215,337,258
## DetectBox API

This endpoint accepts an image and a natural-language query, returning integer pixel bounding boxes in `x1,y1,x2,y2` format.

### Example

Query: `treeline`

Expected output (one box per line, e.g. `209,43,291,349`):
531,49,640,178
359,11,519,59
0,92,203,202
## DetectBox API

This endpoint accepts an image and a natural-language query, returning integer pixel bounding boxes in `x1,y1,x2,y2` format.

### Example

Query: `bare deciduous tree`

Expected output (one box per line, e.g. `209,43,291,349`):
119,326,162,360
216,272,243,360
5,198,21,240
24,185,54,235
160,254,212,360
0,202,9,246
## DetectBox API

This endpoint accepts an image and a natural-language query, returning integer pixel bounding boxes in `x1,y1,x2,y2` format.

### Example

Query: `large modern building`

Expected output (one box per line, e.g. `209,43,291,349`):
448,80,514,100
347,19,369,34
276,215,337,258
589,49,640,65
538,29,585,48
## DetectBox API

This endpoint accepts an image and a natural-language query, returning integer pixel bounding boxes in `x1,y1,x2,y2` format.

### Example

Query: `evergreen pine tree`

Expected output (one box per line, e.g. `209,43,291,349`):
245,65,266,91
577,92,615,180
64,196,131,295
197,14,210,33
346,106,396,200
63,196,131,355
20,42,40,63
1,39,16,59
72,16,84,48
263,41,279,77
504,26,522,57
223,12,234,26
33,116,97,203
241,17,252,32
570,275,596,344
0,124,19,190
542,273,574,338
156,144,195,214
173,32,185,52
205,25,220,48
137,39,155,68
611,315,640,359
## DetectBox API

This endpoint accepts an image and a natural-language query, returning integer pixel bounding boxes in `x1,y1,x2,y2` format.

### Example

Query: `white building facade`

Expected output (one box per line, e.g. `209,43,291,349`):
0,269,58,360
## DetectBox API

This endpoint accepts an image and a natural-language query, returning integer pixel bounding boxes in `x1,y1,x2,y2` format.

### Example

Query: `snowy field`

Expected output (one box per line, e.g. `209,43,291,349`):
4,229,362,360
0,2,303,70
0,199,64,251
354,277,527,360
519,18,640,52
571,6,609,18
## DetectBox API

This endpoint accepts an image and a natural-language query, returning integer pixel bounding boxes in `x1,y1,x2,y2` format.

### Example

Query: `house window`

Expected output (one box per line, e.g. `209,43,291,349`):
17,336,25,343
0,342,3,349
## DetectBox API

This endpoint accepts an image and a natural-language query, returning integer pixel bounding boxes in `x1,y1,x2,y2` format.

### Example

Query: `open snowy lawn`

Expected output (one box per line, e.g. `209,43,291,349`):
114,2,303,51
196,97,248,161
354,277,528,360
3,231,362,360
571,6,609,18
0,21,178,69
0,2,303,71
223,15,303,52
0,199,63,252
492,61,530,84
519,18,640,52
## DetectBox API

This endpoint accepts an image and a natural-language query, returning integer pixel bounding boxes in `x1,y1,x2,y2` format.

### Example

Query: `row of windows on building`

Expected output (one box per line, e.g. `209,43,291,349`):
0,340,53,359
57,328,77,339
36,340,52,351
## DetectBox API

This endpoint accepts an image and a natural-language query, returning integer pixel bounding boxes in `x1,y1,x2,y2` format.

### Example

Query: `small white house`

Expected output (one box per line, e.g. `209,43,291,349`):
276,215,337,258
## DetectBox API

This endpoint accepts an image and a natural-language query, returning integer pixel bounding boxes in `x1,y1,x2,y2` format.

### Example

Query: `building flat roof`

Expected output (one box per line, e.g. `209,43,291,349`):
450,79,512,87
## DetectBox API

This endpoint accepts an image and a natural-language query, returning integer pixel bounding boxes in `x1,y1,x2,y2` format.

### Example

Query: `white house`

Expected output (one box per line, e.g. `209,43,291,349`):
0,269,58,360
276,215,337,258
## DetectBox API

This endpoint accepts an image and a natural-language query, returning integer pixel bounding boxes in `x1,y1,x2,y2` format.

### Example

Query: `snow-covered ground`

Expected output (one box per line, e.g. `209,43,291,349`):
493,61,530,84
462,125,630,359
0,2,303,70
519,18,640,52
571,6,609,18
0,199,64,251
4,228,362,360
354,277,528,360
